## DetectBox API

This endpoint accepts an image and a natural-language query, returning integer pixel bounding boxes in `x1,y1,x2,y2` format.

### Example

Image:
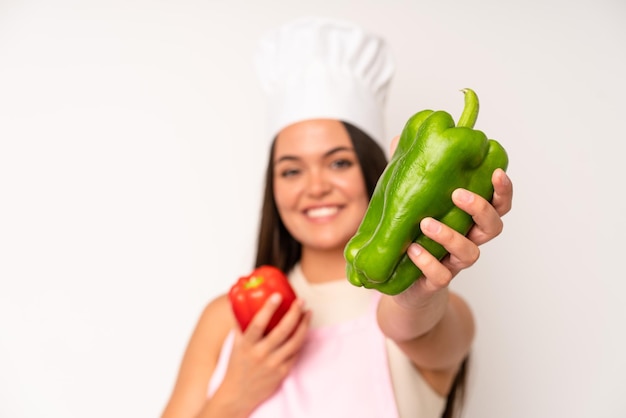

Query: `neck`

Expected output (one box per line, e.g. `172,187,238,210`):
300,247,347,284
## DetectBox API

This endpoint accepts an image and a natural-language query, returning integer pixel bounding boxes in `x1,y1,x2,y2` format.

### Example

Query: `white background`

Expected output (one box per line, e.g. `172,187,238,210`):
1,0,625,417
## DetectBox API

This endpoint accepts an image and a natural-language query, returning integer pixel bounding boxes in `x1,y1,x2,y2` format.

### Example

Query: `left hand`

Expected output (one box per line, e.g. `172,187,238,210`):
401,169,513,300
387,136,513,302
377,138,512,358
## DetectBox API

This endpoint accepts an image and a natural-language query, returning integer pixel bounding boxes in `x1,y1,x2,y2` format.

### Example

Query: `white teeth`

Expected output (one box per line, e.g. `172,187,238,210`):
306,206,338,218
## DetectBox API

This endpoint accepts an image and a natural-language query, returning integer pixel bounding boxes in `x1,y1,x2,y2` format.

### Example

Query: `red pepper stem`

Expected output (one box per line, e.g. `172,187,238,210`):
244,275,265,289
457,88,479,129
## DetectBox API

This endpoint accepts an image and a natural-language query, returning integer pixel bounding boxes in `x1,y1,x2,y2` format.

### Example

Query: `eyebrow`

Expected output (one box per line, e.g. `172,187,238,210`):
274,146,355,164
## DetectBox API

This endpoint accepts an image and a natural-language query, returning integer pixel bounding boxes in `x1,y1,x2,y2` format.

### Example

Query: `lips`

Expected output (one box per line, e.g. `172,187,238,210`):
305,206,339,219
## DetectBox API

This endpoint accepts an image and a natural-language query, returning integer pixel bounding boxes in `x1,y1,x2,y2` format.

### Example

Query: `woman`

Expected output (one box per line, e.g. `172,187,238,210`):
162,17,513,418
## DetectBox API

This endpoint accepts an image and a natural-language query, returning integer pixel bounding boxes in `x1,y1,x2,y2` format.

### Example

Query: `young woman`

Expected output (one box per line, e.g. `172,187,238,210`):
162,17,513,418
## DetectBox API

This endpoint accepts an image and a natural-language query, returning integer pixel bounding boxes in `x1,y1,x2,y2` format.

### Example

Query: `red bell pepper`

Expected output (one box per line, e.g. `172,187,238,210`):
228,265,297,335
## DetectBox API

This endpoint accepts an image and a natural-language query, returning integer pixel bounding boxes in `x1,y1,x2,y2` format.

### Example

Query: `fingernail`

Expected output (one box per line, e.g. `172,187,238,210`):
269,293,282,304
408,243,422,257
422,217,441,234
453,189,474,204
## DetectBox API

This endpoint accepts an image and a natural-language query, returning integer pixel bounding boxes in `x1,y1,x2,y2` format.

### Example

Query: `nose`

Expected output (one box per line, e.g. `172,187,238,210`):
306,168,331,197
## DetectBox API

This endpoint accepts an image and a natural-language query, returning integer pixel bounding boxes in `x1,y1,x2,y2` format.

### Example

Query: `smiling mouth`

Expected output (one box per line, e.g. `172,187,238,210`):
305,206,339,218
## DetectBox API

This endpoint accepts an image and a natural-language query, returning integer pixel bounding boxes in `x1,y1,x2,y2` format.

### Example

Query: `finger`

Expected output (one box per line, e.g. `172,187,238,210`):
420,217,480,274
389,135,400,156
451,189,503,246
491,168,513,216
406,243,453,291
243,293,283,342
273,316,310,380
262,298,307,349
272,310,311,363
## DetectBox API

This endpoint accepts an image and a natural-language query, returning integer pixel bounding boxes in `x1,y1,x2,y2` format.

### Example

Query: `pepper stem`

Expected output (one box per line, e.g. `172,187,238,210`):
457,88,479,128
245,275,265,289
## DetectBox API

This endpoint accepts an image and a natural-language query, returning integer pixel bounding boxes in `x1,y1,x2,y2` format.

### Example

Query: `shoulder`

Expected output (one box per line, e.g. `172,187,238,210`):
179,293,237,375
161,293,237,417
196,293,237,348
202,293,234,320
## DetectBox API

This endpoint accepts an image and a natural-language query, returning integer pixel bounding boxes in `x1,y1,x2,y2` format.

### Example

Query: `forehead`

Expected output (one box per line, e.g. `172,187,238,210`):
273,119,352,158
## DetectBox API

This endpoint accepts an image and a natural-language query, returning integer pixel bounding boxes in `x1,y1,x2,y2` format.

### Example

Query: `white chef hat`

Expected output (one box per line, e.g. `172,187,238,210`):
254,16,395,147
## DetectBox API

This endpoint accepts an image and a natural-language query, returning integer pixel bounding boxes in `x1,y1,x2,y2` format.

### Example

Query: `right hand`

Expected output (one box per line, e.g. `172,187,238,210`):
215,293,311,415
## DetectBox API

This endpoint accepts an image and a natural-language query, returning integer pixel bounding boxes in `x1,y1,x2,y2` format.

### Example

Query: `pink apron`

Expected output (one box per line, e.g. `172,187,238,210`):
208,293,399,418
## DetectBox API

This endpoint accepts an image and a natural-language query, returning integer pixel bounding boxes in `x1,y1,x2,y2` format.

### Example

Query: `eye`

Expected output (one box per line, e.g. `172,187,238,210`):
278,167,301,178
330,158,354,170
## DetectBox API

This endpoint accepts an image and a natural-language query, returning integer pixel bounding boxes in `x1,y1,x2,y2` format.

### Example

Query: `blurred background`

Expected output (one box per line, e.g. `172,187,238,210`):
1,0,624,417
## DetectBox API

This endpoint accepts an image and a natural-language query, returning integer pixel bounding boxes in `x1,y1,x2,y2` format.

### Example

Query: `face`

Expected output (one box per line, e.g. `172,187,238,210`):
273,119,369,253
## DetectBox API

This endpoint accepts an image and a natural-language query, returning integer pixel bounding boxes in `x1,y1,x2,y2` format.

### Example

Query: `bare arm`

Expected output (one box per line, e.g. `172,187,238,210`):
160,295,234,417
377,168,513,394
161,293,310,418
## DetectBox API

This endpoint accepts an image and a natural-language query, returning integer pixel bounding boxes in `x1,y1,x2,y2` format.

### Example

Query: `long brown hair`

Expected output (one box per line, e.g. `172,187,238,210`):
253,120,467,417
442,356,469,418
254,121,386,272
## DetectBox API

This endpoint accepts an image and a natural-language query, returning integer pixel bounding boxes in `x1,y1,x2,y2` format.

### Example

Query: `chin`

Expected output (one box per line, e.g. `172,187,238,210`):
304,237,351,253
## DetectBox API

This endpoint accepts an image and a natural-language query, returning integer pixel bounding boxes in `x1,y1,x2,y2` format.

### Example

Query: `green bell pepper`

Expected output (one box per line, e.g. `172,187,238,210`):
344,89,508,295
